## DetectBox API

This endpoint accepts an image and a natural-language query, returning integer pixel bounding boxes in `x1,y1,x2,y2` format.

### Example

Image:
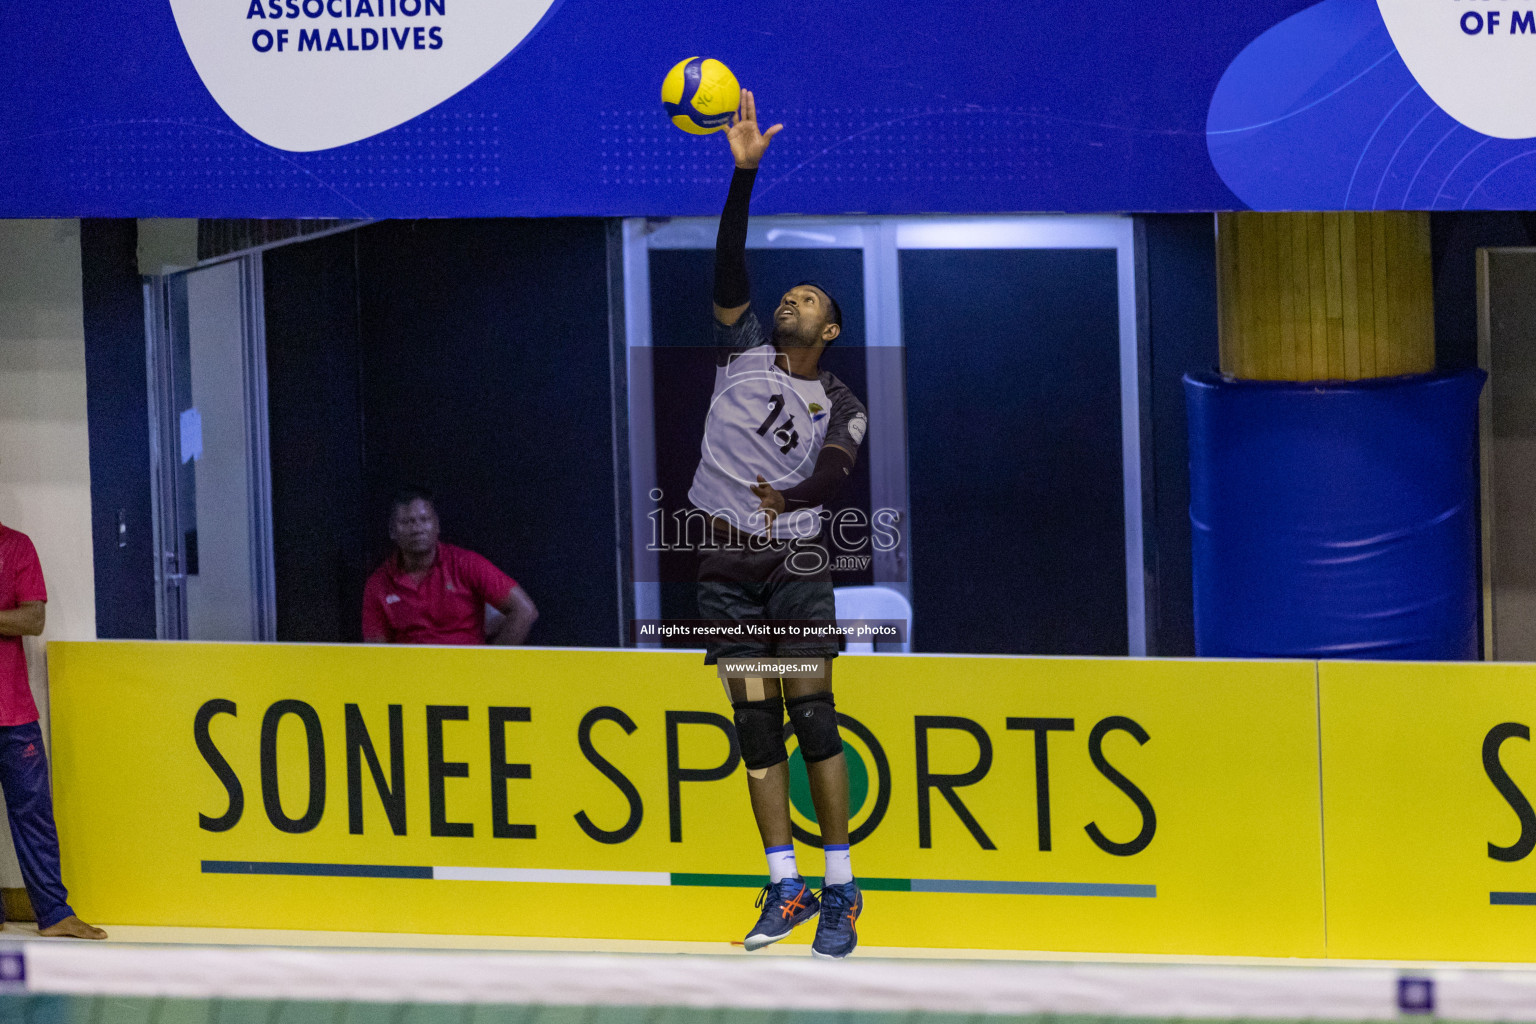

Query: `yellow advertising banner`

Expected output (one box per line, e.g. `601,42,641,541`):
48,642,1325,955
1320,660,1536,961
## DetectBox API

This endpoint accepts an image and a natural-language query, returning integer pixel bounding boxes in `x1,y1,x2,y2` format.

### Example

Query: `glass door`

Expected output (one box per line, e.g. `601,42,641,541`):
619,214,1143,655
897,218,1142,656
623,218,909,647
145,255,275,641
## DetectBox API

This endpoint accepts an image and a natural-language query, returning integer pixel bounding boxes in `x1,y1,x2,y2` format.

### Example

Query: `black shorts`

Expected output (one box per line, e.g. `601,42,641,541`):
696,532,838,665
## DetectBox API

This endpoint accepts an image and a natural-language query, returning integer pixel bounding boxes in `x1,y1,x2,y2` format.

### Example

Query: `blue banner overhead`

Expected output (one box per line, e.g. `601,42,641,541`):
1208,0,1536,210
3,0,1534,216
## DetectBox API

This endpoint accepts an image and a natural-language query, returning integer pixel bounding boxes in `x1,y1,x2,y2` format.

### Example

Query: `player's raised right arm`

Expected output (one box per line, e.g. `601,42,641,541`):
713,90,782,326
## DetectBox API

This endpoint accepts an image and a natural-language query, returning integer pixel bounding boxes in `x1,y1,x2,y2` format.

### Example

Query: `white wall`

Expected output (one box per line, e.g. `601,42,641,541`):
0,218,96,887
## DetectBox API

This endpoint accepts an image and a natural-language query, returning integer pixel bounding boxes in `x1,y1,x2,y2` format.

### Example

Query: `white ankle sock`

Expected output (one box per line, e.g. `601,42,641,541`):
823,843,852,885
765,844,798,883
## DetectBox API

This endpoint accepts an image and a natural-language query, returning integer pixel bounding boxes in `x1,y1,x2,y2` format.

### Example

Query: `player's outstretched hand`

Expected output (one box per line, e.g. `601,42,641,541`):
727,90,783,170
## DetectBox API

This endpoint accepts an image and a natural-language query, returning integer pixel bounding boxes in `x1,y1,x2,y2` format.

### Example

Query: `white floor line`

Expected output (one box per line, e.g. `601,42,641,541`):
7,923,1536,970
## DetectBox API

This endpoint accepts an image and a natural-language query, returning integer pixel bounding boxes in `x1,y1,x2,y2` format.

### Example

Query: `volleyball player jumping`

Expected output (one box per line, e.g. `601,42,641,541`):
687,90,868,958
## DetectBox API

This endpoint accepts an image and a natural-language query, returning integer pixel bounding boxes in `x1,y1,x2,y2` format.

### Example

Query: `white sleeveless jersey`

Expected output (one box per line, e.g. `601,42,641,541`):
688,309,867,539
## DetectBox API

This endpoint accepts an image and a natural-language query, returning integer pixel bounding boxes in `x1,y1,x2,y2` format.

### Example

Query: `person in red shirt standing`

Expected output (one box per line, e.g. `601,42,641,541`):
0,521,105,939
362,488,538,645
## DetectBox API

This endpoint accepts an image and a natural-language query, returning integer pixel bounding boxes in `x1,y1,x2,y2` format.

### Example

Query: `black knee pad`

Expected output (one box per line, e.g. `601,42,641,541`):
732,696,787,771
787,691,842,763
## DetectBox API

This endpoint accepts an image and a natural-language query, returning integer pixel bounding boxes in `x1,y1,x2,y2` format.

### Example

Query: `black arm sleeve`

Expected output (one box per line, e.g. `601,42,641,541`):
713,167,757,309
780,445,855,511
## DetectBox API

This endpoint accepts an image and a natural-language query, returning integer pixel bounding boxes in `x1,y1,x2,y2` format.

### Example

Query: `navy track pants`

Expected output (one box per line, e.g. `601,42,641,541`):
0,721,72,929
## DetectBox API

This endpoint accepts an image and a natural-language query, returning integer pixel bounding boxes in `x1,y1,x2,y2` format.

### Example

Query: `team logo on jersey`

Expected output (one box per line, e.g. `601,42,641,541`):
784,713,891,847
847,413,868,446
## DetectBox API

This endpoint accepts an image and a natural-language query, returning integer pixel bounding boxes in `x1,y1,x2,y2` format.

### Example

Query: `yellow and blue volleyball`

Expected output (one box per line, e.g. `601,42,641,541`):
661,57,740,135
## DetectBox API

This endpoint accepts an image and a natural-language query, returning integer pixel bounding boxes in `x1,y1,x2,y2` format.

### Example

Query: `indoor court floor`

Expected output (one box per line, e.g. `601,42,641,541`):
0,925,1534,1022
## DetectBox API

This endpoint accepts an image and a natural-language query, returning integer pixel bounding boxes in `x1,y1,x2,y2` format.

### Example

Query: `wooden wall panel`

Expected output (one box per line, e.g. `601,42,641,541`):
1215,212,1434,381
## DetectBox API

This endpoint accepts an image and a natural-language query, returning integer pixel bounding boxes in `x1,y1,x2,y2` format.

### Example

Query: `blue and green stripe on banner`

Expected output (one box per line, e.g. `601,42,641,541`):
201,861,1154,898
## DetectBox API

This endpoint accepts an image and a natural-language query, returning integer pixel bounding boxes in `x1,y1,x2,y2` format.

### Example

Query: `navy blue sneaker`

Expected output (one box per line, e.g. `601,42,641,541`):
743,877,820,951
811,880,862,959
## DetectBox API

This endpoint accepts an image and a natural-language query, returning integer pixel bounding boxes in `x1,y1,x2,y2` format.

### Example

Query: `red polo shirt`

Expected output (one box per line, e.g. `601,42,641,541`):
362,542,518,645
0,524,44,726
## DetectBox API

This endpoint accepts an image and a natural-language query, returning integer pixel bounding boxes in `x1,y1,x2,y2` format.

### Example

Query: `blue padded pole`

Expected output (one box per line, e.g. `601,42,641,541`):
1185,369,1485,660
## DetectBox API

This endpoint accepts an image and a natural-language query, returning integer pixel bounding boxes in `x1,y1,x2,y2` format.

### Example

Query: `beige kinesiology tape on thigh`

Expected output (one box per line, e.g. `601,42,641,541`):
718,675,771,703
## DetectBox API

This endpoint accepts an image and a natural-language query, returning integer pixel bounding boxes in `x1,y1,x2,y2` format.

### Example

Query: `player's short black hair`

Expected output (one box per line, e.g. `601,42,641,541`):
795,280,842,337
388,485,435,517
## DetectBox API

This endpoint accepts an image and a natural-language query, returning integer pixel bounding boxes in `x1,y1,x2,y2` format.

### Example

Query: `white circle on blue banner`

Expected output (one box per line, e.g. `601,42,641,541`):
1378,0,1536,139
171,0,557,151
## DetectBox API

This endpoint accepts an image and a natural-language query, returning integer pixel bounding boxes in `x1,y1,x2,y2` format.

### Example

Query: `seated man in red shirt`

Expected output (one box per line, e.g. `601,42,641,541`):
362,488,538,645
0,520,105,938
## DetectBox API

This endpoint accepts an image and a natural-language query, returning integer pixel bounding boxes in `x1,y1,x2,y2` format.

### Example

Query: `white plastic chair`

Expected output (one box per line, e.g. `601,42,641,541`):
832,585,913,653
